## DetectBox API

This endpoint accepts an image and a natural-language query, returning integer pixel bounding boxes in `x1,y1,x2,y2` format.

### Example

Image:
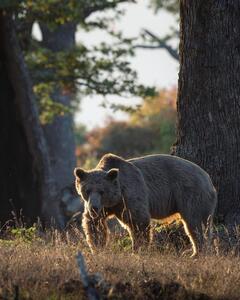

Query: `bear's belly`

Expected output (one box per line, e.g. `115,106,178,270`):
152,213,181,225
148,195,177,220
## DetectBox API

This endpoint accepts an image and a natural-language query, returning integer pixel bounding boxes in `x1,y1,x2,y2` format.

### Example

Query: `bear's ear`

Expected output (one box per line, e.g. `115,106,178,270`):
74,168,88,181
106,168,119,181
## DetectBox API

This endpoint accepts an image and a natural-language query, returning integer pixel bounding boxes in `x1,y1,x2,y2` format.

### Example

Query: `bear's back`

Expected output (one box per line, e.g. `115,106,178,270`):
129,154,213,190
98,153,213,191
129,154,216,218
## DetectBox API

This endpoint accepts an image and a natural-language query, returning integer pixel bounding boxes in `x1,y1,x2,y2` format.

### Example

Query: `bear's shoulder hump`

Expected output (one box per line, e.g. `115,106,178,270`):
97,153,125,170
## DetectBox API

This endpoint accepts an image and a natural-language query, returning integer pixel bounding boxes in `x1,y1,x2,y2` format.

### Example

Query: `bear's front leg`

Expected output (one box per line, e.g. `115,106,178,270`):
82,210,108,253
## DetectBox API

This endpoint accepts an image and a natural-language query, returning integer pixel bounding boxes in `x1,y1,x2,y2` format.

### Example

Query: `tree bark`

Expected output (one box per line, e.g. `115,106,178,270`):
0,11,64,228
172,1,240,225
39,23,77,193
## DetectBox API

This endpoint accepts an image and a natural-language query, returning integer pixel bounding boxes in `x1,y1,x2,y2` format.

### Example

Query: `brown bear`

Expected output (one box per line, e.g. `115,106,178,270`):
74,153,217,256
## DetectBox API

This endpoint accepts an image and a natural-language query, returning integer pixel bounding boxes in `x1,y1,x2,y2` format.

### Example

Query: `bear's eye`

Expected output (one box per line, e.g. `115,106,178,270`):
99,190,104,196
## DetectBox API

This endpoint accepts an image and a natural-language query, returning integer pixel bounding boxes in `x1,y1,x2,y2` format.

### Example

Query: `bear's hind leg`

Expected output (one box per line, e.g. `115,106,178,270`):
181,217,209,257
181,211,214,257
181,219,200,257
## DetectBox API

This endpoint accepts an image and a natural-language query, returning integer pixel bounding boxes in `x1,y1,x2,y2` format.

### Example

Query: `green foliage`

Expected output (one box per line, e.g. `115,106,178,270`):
0,0,20,8
113,235,132,251
150,0,179,15
0,226,41,245
10,226,38,243
8,0,155,123
2,1,129,25
1,0,156,123
33,83,71,124
26,40,155,99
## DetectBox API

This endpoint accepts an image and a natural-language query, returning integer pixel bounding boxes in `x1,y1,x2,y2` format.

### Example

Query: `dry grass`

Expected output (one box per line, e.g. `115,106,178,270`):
0,225,240,300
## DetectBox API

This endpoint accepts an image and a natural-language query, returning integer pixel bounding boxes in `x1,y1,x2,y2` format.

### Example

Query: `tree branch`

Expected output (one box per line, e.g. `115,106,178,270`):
76,252,99,300
135,29,179,61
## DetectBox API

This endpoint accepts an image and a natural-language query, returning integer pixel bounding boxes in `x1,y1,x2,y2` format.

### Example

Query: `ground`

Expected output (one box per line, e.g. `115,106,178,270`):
0,224,240,300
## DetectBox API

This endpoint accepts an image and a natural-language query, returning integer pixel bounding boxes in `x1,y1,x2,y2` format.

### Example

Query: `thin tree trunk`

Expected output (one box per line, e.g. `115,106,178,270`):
172,1,240,226
39,23,77,193
0,12,64,228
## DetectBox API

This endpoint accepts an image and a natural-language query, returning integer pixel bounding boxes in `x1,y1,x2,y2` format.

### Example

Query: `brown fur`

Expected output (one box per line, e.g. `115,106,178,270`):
74,153,217,256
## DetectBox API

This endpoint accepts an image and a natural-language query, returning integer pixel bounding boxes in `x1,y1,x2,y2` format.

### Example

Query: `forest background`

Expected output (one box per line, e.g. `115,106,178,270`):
2,2,240,299
0,0,180,225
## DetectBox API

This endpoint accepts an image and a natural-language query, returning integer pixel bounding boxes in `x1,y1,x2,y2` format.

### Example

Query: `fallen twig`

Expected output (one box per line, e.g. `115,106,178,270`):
76,252,99,300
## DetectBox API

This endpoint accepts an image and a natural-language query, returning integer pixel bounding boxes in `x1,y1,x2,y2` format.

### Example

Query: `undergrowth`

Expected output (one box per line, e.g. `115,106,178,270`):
0,221,240,299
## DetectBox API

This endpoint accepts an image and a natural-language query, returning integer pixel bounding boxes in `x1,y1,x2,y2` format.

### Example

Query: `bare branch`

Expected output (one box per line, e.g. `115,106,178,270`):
134,44,164,49
135,28,179,61
76,252,100,300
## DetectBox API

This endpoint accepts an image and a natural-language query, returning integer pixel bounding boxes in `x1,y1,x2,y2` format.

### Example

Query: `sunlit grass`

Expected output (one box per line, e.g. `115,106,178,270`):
0,223,240,299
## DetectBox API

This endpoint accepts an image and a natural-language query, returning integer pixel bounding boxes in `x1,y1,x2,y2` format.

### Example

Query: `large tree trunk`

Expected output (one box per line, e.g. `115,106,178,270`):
172,1,240,226
39,23,77,193
0,12,64,228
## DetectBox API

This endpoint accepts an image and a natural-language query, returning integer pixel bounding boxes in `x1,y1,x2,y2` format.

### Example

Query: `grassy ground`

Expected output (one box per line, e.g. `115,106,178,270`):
0,224,240,300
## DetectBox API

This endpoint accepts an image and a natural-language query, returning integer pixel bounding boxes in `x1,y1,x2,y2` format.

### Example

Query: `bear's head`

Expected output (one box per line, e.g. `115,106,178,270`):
74,168,121,218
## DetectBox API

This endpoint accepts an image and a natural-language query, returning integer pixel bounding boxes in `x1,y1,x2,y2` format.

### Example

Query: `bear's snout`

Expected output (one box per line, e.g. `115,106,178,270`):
87,192,102,218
